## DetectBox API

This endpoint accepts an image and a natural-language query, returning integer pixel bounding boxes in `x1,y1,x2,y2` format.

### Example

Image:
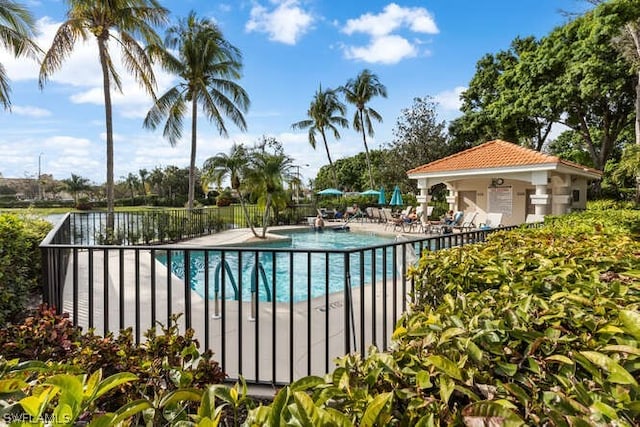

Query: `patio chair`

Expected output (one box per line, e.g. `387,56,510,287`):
525,213,544,223
432,210,464,234
364,207,379,223
368,207,383,223
381,208,402,230
405,206,424,232
452,211,478,232
479,212,503,229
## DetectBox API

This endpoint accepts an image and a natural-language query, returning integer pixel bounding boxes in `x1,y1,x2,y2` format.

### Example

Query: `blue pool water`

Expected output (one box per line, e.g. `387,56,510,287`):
157,229,415,303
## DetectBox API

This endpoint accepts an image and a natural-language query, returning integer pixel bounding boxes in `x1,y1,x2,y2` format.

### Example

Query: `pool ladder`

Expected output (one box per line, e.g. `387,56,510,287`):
212,259,272,320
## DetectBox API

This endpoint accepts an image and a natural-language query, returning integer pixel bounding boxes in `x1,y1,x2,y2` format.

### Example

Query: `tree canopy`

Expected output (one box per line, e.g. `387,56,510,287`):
451,6,636,172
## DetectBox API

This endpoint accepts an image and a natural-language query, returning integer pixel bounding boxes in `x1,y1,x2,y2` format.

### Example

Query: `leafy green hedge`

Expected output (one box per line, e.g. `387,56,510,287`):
0,213,52,324
246,208,640,425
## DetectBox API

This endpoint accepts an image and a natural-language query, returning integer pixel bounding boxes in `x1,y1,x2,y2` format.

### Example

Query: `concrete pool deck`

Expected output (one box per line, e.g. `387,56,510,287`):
61,219,422,386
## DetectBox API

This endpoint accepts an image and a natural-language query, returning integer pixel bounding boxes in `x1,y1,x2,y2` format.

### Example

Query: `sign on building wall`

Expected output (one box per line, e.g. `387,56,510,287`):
488,186,512,215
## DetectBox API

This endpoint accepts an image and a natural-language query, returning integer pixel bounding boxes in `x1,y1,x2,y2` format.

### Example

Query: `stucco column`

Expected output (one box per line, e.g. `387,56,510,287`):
551,174,572,215
415,178,432,215
445,185,457,211
529,171,549,216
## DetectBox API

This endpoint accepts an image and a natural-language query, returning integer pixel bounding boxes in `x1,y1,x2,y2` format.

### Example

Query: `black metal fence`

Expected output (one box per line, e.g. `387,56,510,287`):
40,210,527,385
61,205,316,245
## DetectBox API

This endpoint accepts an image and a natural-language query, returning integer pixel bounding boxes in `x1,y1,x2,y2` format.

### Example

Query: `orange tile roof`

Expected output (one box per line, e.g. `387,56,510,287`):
407,139,602,176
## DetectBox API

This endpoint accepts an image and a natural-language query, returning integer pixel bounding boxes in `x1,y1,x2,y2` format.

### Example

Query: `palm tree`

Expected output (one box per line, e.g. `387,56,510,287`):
138,168,148,202
144,11,250,210
123,172,139,202
62,173,91,204
291,85,347,188
340,69,387,189
148,166,164,197
245,138,293,238
0,0,40,110
202,143,258,237
39,0,168,230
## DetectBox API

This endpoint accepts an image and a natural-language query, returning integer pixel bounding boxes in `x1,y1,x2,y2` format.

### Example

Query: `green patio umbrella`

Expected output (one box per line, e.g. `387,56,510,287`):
317,188,343,196
377,187,386,205
390,185,403,206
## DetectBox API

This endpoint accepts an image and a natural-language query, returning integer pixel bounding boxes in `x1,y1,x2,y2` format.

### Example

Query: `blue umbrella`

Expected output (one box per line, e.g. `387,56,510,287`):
377,187,386,205
317,188,343,196
360,189,380,196
389,185,403,206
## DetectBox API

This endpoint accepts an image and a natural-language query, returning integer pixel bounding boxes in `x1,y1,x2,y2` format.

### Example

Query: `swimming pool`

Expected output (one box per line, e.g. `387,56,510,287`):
157,229,417,303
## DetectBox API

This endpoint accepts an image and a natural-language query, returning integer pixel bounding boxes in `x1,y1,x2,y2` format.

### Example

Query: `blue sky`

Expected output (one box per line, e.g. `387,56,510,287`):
0,0,590,185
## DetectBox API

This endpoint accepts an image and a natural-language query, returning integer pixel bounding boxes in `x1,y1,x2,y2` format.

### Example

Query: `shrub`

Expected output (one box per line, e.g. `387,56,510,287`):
0,306,226,414
247,208,640,425
0,213,52,324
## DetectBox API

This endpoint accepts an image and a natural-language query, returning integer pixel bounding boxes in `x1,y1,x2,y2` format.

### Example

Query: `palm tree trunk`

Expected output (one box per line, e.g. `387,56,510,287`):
188,98,198,210
238,195,259,237
98,38,115,231
359,109,375,189
320,130,338,188
261,195,271,238
635,74,640,203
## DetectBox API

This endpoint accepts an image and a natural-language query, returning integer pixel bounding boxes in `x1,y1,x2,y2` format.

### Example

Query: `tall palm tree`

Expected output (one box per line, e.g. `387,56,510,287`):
202,143,258,237
144,11,250,210
39,0,168,230
291,85,348,188
340,69,387,189
0,0,40,110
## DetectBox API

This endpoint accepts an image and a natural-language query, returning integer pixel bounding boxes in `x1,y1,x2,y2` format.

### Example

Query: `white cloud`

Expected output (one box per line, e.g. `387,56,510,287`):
434,86,466,111
340,3,438,64
11,105,52,117
343,3,438,37
343,35,417,65
245,0,313,45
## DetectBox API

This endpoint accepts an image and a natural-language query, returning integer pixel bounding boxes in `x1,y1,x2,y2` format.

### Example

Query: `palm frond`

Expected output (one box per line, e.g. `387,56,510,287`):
143,87,184,142
0,0,40,58
0,62,10,109
117,30,157,96
38,21,83,88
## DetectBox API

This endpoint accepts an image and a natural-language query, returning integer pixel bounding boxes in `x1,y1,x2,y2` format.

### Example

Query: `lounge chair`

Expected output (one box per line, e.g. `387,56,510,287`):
381,208,402,230
452,211,478,232
365,207,382,223
393,206,422,232
431,211,463,234
525,213,544,223
479,212,503,229
373,207,384,223
404,206,424,232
